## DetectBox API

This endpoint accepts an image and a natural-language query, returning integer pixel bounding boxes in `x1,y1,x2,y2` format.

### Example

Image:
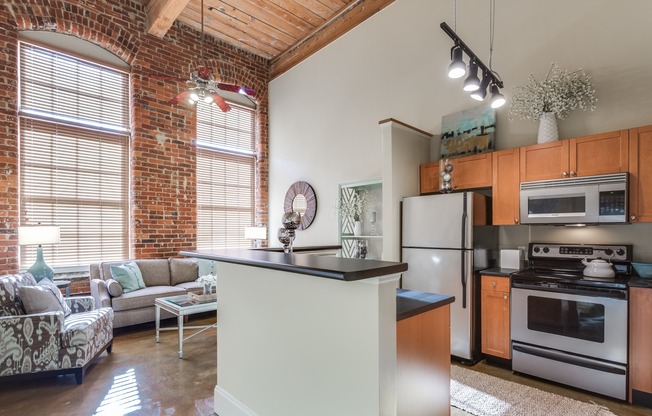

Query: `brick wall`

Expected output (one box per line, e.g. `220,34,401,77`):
0,0,270,273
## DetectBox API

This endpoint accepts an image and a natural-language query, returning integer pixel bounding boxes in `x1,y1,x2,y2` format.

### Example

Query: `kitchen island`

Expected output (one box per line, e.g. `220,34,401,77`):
181,248,450,416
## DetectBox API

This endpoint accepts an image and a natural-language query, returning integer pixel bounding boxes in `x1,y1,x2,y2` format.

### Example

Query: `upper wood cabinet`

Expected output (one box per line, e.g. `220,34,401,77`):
629,125,652,223
420,152,492,194
492,148,520,225
520,130,629,182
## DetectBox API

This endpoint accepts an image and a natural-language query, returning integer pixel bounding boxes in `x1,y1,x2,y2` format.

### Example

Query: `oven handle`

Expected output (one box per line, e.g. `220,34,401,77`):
513,344,626,375
511,282,627,300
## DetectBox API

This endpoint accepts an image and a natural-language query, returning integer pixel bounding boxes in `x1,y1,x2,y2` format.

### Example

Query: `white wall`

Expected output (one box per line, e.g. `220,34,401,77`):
268,0,652,250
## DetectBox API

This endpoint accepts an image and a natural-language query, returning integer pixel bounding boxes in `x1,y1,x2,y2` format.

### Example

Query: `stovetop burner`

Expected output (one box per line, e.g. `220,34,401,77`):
511,243,632,290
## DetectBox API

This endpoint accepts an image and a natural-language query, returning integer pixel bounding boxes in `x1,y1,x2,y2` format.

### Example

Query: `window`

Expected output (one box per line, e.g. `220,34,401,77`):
18,42,130,267
196,100,255,249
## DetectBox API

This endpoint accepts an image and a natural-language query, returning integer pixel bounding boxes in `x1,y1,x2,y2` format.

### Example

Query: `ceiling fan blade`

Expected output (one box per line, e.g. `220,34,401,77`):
217,83,256,98
210,92,231,112
169,90,190,105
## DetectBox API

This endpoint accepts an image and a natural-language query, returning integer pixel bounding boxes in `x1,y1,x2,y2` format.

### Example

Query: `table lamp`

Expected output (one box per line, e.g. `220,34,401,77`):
244,226,267,248
18,225,60,282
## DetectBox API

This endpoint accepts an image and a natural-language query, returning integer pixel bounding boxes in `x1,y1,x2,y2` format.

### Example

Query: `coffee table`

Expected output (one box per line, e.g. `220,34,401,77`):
155,294,217,358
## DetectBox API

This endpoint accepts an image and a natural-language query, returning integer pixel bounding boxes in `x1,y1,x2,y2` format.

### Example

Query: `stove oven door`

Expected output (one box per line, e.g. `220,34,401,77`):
510,285,627,364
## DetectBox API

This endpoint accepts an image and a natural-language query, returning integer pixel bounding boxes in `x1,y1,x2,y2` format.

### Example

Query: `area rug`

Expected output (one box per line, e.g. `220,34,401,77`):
451,365,616,416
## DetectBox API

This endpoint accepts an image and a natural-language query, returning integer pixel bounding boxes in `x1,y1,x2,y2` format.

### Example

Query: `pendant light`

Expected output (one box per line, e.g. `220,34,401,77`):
448,46,466,79
463,61,480,91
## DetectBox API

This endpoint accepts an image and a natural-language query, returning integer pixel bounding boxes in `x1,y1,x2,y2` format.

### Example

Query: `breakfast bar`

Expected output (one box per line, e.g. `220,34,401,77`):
181,248,451,416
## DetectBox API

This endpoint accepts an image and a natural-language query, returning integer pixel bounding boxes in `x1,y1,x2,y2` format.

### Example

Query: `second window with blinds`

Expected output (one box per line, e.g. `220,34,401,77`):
196,100,256,249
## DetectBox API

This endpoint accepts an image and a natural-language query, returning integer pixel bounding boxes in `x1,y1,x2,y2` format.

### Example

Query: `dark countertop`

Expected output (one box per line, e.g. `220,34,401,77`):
629,276,652,288
396,289,455,321
251,245,341,253
478,267,520,277
180,248,407,282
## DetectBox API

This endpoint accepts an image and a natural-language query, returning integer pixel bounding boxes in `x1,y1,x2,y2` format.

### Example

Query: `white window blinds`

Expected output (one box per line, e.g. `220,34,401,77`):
196,100,255,249
19,42,130,267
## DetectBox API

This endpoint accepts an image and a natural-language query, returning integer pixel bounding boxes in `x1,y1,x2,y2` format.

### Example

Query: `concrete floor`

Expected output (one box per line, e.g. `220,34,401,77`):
0,315,650,416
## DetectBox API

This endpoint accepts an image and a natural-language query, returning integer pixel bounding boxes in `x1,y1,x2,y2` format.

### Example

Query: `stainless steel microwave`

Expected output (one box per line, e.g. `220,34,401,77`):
520,173,628,225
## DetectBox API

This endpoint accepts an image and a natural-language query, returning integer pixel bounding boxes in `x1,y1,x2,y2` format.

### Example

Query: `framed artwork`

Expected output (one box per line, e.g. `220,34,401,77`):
441,104,496,158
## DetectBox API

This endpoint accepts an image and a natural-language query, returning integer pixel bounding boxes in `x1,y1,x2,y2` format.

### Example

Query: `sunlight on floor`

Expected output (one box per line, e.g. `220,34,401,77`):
93,368,142,416
451,379,512,414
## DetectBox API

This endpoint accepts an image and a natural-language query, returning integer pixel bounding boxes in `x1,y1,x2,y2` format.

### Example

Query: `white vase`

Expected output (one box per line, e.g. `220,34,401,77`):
353,221,362,236
537,112,559,144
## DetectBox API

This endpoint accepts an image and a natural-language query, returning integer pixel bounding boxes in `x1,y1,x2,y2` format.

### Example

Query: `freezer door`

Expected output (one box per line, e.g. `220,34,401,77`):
401,247,475,360
402,193,472,249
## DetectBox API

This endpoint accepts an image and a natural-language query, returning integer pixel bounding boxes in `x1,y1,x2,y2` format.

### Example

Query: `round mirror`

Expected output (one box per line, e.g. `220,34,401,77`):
284,181,317,230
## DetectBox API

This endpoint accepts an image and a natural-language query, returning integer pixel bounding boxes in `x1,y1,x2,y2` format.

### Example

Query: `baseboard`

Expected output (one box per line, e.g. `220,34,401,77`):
214,385,260,416
632,389,652,409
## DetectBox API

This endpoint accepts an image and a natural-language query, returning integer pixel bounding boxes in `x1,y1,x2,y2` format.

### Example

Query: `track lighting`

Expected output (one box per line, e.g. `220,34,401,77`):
490,83,506,108
441,21,505,107
470,74,491,101
463,61,480,91
448,46,466,79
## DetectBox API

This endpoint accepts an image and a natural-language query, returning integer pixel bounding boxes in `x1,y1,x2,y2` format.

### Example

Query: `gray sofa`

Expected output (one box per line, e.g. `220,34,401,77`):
90,258,210,328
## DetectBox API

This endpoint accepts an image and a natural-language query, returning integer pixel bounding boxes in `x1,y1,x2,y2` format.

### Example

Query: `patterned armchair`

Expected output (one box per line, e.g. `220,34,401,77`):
0,273,114,384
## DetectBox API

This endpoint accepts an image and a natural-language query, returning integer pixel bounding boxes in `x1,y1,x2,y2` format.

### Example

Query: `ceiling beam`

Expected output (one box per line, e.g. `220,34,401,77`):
147,0,192,38
270,0,396,79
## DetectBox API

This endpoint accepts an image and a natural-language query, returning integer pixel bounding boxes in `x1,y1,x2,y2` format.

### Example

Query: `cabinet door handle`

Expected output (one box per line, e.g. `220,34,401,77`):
514,218,519,224
492,281,497,287
570,170,576,176
562,171,568,177
504,295,509,300
631,215,637,221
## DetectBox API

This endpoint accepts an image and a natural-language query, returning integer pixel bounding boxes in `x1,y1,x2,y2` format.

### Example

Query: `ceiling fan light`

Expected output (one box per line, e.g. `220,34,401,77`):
490,84,506,108
189,90,200,102
447,46,466,79
204,94,214,103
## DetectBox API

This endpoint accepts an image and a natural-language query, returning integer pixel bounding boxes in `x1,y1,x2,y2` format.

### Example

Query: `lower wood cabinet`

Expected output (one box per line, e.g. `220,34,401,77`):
630,286,652,405
481,275,511,359
397,305,451,416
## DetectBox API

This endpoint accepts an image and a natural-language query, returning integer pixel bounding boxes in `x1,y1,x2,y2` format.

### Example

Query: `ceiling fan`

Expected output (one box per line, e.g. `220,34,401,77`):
160,0,255,112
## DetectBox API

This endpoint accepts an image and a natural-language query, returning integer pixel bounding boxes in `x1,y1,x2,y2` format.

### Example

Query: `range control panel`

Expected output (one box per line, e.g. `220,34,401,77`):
529,243,631,261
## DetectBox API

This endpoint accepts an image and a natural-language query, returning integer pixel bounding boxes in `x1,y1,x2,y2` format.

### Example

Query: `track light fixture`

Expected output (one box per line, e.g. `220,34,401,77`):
448,46,466,79
440,21,505,108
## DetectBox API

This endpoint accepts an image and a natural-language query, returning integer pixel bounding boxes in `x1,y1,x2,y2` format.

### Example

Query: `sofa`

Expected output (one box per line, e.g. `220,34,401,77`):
0,272,113,384
90,258,212,328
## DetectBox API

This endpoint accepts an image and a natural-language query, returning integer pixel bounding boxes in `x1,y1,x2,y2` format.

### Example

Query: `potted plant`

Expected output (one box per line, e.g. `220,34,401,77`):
337,191,376,236
509,63,597,143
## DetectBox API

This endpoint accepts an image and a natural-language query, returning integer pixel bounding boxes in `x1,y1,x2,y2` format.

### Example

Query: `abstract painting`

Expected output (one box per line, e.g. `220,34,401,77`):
441,104,496,158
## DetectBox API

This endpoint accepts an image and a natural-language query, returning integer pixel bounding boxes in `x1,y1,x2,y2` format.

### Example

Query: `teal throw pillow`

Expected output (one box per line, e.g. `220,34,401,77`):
198,259,215,278
111,262,145,293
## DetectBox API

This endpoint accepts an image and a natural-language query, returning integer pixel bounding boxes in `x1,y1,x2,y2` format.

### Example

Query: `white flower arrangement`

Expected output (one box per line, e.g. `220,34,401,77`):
509,63,597,121
196,274,217,286
337,191,376,222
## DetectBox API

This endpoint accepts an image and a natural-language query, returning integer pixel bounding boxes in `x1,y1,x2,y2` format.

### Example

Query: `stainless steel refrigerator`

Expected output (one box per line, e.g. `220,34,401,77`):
401,192,497,362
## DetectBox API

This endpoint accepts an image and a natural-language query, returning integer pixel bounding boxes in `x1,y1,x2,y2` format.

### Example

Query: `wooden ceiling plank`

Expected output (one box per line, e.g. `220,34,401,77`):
317,0,350,11
220,0,316,35
207,0,299,46
268,0,332,21
147,0,193,38
270,0,396,78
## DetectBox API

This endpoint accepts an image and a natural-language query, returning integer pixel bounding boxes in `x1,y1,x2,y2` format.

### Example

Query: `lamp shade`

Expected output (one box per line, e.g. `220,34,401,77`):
244,226,267,240
17,225,60,246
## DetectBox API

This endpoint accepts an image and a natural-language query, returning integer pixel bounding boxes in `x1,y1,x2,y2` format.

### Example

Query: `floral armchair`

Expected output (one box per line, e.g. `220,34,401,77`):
0,272,114,384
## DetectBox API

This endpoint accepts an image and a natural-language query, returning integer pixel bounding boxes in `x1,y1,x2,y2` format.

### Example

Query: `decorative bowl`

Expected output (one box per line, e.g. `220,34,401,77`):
632,262,652,279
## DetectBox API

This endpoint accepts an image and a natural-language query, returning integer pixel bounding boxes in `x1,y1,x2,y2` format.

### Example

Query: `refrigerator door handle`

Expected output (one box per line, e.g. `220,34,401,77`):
461,192,468,309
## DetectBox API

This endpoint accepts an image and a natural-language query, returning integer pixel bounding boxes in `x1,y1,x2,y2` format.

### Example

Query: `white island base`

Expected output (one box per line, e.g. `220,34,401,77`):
213,261,400,416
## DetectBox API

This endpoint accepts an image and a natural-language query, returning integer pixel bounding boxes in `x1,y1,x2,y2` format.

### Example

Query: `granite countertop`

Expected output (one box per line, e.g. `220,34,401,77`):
180,248,407,282
478,267,520,277
629,276,652,288
396,289,455,321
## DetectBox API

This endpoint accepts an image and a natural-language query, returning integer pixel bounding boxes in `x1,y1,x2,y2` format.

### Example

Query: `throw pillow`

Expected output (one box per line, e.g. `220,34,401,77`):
124,261,146,288
18,279,72,316
111,263,145,293
106,278,124,297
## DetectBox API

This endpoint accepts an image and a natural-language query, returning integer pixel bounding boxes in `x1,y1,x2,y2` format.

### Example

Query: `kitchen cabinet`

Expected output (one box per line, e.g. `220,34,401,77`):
629,286,652,405
520,130,629,182
420,153,492,194
492,148,520,225
629,125,652,223
481,275,510,359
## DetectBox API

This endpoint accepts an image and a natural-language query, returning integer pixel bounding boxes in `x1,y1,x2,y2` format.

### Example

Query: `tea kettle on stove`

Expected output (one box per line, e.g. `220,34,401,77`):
582,258,616,278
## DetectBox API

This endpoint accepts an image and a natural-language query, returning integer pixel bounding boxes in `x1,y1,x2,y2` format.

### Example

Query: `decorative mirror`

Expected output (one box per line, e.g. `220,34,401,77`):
284,181,317,230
